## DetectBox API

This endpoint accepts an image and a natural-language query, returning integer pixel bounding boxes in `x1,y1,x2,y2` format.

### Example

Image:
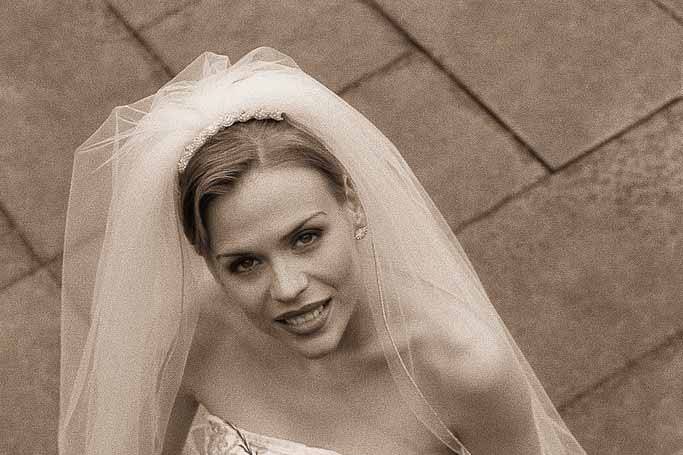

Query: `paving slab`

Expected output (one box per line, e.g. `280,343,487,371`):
458,99,683,405
374,0,683,168
0,209,10,236
107,0,193,29
0,269,60,454
342,52,547,228
658,0,683,21
0,230,38,290
47,253,63,287
562,334,683,454
139,0,410,91
0,1,168,260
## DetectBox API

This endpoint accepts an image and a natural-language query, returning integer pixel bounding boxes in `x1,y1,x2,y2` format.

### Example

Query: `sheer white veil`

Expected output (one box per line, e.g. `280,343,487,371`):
59,47,585,454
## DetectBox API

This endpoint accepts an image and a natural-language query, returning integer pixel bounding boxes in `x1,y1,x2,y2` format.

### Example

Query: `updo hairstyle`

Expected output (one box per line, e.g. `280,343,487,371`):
178,119,350,257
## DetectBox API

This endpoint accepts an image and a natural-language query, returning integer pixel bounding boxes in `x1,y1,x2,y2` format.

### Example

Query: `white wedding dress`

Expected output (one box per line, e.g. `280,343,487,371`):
185,412,474,455
185,413,344,455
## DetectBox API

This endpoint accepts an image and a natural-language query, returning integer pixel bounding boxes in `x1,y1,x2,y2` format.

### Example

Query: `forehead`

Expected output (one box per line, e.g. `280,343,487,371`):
205,166,341,249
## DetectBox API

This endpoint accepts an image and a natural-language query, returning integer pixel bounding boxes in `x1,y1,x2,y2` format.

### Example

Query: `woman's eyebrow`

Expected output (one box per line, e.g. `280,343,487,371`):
278,210,327,243
215,211,327,260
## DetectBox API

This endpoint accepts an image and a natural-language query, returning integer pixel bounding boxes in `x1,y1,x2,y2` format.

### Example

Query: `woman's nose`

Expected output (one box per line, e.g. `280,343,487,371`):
269,261,309,303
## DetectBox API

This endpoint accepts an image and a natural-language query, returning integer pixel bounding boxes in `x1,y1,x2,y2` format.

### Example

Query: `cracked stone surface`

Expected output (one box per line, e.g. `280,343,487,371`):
138,0,411,91
459,99,683,404
343,52,547,228
374,0,683,168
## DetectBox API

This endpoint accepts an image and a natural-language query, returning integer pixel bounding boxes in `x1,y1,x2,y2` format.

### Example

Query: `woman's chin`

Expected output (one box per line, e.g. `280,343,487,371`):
276,330,344,360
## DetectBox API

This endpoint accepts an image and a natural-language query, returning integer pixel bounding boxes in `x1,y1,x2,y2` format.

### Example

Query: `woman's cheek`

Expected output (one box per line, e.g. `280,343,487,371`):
222,276,268,316
321,234,355,285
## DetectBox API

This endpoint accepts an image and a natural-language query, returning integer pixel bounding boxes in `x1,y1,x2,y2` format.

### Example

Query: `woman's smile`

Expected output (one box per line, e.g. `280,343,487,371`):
204,165,368,359
274,298,332,335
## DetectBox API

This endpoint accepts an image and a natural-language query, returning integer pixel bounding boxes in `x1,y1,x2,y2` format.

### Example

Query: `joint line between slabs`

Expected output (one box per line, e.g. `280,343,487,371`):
0,267,45,294
457,96,682,233
557,328,683,413
554,96,682,174
650,0,683,25
454,174,552,234
360,0,552,173
0,201,43,267
136,1,194,32
44,255,62,285
337,49,414,96
104,1,174,78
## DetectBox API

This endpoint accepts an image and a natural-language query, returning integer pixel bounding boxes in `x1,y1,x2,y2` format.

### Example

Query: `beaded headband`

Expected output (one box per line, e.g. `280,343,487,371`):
177,108,284,173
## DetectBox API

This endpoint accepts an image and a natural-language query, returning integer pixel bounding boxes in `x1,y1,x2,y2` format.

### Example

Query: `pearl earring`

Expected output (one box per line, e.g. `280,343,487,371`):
354,226,368,240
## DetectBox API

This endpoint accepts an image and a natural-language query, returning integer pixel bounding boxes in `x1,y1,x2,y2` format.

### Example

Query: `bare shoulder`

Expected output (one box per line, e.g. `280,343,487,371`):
410,315,517,405
409,315,540,452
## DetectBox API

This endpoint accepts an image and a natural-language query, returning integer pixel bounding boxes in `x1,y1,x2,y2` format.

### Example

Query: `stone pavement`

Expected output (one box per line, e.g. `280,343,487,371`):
0,1,681,453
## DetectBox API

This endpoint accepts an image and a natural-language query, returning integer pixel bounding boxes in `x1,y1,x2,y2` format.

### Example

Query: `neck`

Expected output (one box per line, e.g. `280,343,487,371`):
295,297,385,379
338,295,379,356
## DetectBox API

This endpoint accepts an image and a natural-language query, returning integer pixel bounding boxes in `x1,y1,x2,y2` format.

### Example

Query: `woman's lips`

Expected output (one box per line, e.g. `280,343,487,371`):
275,299,329,321
275,299,331,336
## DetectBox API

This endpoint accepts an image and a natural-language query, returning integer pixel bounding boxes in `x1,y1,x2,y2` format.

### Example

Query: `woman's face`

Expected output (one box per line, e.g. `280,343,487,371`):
204,165,367,359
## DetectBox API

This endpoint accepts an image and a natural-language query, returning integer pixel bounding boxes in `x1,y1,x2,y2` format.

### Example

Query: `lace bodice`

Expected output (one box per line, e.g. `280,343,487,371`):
184,414,344,455
184,413,473,455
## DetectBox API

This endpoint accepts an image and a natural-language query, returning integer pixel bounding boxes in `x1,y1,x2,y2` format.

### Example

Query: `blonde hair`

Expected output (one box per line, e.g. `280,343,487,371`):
178,119,347,257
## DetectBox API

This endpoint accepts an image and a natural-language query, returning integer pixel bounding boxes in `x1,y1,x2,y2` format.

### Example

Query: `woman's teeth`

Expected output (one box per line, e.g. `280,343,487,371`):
284,304,325,326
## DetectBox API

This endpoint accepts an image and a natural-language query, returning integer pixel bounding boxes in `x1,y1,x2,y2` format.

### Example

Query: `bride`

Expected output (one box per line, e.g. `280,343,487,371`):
58,47,586,455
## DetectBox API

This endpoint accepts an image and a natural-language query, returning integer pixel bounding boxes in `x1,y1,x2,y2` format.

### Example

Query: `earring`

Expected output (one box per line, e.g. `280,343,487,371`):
354,225,368,240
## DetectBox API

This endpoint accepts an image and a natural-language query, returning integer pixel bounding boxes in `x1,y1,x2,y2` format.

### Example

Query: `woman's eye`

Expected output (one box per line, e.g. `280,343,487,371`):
230,257,260,274
294,231,320,248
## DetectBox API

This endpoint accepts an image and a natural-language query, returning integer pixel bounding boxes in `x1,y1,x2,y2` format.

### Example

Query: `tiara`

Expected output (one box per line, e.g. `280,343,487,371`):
177,108,284,173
